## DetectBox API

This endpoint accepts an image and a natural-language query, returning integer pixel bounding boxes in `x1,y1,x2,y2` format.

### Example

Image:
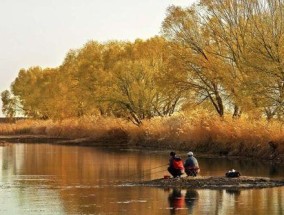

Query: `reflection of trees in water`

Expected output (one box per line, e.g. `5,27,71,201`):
238,159,282,177
198,157,283,178
168,188,199,214
2,144,169,215
269,164,280,176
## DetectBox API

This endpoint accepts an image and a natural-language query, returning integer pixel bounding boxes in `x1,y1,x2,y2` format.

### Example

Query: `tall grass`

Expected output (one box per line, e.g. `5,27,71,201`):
0,113,283,160
140,113,284,159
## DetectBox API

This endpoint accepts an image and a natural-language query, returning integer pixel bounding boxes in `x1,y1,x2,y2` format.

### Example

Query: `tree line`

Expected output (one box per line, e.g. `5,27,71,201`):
2,0,284,124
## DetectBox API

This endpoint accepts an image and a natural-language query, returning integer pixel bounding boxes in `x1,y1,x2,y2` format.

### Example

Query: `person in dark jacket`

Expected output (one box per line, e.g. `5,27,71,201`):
168,151,184,178
184,151,200,177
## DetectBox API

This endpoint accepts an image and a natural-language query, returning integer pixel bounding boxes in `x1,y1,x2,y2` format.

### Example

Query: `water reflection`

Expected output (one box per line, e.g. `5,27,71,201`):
167,188,199,215
185,189,199,214
268,163,281,176
167,188,185,214
0,144,283,215
197,157,284,179
225,189,241,196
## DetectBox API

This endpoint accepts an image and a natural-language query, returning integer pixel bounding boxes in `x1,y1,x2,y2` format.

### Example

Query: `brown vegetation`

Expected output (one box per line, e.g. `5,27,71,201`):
0,113,283,162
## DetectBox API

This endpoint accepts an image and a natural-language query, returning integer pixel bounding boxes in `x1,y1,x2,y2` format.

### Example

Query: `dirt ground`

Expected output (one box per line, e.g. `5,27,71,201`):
135,176,284,189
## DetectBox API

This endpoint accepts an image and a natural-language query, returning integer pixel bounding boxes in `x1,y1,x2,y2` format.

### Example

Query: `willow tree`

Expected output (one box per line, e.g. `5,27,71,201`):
162,0,284,119
11,67,60,119
198,0,284,119
58,41,106,118
7,37,183,124
162,6,230,117
244,0,284,119
11,67,45,118
103,37,183,125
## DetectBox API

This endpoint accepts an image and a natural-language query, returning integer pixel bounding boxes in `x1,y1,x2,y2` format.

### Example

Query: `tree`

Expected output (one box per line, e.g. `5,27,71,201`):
162,6,229,117
103,37,183,125
1,90,17,119
162,0,284,119
11,67,59,119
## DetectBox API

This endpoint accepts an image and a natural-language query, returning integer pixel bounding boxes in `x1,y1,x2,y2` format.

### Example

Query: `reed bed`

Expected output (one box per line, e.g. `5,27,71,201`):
0,113,283,160
140,113,284,159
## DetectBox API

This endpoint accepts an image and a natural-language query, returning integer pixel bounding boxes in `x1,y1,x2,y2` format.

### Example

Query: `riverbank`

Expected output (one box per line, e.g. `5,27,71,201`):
0,115,283,163
134,176,284,189
0,134,284,167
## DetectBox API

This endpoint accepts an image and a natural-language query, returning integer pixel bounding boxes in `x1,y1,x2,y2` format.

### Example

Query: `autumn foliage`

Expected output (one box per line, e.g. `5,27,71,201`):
1,0,284,159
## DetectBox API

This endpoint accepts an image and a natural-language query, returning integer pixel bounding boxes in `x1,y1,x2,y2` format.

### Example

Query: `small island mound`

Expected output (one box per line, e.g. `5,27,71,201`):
135,176,284,189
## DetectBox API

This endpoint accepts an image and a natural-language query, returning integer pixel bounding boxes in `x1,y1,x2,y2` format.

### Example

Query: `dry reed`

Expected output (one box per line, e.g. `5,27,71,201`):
0,113,283,160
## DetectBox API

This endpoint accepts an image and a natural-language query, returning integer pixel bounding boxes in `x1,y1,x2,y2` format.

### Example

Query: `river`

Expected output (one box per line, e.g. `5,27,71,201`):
0,144,283,215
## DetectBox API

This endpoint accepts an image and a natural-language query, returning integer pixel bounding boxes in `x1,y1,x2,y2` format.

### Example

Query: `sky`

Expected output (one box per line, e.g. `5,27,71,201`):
0,0,195,116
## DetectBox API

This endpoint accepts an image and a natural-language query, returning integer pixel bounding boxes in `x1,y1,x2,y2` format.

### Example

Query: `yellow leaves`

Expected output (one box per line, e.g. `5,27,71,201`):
9,36,181,124
7,0,284,122
162,0,284,119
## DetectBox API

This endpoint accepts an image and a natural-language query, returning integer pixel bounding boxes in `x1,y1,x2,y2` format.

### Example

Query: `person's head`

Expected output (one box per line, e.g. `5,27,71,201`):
170,151,176,157
187,151,193,157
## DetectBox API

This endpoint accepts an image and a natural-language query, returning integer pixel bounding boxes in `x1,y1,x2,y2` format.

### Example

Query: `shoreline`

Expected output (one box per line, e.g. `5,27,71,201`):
1,134,284,189
0,134,284,165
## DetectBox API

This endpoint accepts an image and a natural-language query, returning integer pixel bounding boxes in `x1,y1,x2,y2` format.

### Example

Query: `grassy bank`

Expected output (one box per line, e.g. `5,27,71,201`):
0,113,283,162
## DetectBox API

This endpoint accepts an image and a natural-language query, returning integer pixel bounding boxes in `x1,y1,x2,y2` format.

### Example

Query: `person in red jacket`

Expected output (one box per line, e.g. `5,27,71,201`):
168,151,184,178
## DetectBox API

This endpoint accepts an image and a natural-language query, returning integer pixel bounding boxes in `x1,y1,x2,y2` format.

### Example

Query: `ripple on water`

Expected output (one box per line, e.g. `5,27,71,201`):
113,200,147,204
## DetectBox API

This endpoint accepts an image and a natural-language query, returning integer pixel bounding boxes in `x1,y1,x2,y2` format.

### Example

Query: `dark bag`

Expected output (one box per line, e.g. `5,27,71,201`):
226,170,241,178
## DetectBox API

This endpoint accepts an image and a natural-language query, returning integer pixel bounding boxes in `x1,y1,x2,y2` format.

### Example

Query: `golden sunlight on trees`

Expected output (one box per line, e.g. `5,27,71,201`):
162,0,284,119
8,37,183,124
3,0,284,124
162,6,228,117
104,37,183,125
11,67,59,119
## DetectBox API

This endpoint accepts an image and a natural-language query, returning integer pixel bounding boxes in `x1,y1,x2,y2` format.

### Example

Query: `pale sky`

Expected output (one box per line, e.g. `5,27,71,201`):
0,0,195,116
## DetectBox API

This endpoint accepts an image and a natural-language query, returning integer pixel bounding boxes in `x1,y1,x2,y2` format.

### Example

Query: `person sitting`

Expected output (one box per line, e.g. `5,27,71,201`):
184,151,200,177
168,151,184,178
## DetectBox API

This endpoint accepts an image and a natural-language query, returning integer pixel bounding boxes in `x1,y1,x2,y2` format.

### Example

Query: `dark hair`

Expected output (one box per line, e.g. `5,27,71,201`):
170,151,176,157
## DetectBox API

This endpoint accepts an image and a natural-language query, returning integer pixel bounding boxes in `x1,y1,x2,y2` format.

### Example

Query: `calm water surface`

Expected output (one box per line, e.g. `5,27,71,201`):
0,144,283,215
